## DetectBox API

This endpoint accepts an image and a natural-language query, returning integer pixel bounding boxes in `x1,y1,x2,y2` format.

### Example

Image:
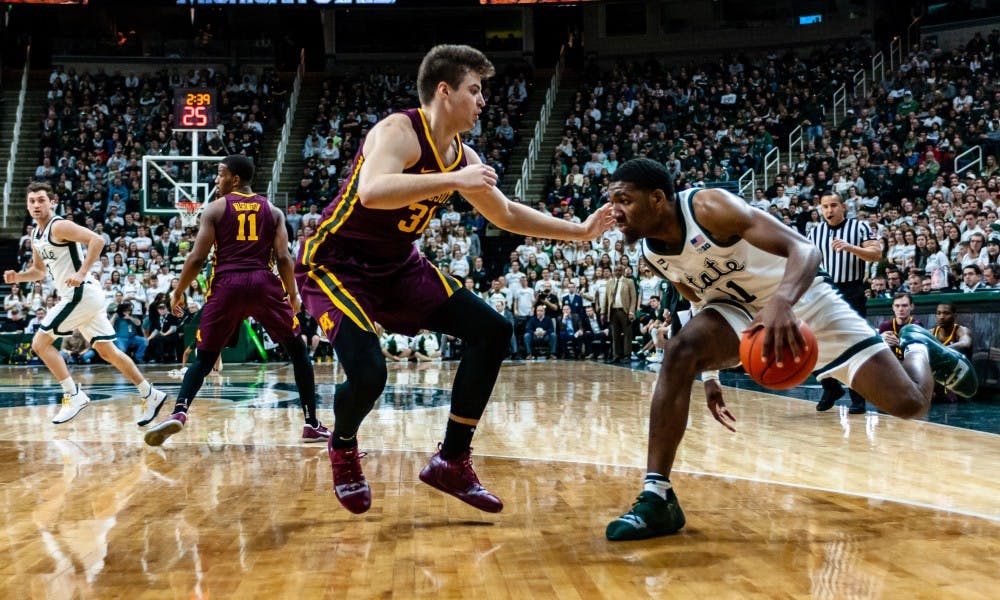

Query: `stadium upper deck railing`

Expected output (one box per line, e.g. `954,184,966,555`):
3,44,30,229
955,145,983,178
514,48,564,203
737,168,755,200
267,49,306,205
830,33,985,180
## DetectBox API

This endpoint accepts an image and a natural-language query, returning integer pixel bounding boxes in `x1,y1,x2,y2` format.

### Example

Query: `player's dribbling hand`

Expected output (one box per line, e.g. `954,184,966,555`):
454,164,497,194
581,203,616,239
3,270,16,284
705,380,736,432
745,298,804,367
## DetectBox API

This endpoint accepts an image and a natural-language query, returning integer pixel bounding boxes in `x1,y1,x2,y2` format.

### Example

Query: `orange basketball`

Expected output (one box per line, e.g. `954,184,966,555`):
739,322,818,390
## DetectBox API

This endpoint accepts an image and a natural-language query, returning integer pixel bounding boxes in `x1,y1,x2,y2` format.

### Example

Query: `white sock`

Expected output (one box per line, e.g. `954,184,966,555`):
643,473,672,500
137,380,152,397
59,377,77,395
904,343,929,361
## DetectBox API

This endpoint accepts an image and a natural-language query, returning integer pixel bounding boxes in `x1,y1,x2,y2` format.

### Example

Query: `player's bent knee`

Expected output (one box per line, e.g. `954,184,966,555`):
470,309,513,358
278,336,309,361
889,391,928,419
495,317,514,343
30,335,52,355
93,341,118,360
190,356,218,378
351,361,388,400
490,318,514,358
862,379,928,418
479,308,512,338
661,338,704,375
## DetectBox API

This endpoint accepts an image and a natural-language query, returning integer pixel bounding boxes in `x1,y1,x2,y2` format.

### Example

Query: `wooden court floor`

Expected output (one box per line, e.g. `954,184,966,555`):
0,360,998,599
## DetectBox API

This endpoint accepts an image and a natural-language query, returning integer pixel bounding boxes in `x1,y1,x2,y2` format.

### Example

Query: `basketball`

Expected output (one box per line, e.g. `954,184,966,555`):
739,322,818,390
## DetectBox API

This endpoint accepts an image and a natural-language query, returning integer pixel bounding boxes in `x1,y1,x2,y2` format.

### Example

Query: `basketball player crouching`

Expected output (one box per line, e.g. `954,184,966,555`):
602,159,978,541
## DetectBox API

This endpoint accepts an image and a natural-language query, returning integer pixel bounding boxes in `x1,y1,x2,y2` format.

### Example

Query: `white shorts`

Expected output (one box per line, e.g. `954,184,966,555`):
39,282,116,343
702,277,886,387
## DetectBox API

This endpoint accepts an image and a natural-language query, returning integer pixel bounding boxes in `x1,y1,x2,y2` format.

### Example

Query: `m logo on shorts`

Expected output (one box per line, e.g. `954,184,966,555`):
319,312,334,334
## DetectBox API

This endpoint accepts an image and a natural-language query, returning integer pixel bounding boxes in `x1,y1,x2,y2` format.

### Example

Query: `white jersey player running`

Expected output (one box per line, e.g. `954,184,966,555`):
600,159,977,542
4,182,169,425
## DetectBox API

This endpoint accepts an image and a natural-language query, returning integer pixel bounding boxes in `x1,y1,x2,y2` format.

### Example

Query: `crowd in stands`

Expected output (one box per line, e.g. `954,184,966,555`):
34,65,286,214
292,63,531,212
4,32,1000,374
2,64,288,363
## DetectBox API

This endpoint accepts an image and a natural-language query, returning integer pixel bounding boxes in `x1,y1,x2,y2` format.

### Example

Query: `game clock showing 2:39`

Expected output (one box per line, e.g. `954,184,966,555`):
173,88,217,130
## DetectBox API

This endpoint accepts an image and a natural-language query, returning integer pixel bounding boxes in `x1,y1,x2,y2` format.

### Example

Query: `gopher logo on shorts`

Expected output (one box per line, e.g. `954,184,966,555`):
319,312,335,334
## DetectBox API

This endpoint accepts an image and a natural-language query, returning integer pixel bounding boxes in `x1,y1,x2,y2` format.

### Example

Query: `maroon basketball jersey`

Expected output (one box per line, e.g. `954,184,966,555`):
301,108,468,267
213,191,276,275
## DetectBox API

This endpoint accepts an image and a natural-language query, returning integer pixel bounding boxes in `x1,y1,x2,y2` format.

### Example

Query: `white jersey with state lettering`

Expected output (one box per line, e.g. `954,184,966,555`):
639,188,784,311
639,188,885,387
32,216,114,342
32,216,97,298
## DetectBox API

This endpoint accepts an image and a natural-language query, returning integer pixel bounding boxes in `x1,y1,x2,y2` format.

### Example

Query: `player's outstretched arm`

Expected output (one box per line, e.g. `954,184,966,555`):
4,248,47,284
172,201,222,316
50,219,106,287
461,146,614,242
695,188,820,363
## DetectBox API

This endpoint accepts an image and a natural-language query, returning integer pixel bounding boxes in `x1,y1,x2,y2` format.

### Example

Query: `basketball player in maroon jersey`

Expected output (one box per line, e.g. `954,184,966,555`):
144,155,326,446
296,44,613,514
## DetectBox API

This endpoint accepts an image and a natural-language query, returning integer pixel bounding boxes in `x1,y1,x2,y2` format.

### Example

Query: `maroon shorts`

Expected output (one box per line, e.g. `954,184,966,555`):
197,270,299,351
295,248,461,341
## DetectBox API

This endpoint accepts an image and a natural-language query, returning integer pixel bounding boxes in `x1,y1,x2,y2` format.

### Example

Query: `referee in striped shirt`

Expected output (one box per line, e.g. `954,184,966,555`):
808,192,882,414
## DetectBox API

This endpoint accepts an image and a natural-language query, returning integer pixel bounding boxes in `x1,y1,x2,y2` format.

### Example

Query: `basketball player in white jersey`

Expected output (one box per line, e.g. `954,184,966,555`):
601,159,977,541
3,182,168,425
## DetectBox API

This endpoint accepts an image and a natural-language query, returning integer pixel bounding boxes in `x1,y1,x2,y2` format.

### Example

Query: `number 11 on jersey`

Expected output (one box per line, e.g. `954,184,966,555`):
236,213,258,241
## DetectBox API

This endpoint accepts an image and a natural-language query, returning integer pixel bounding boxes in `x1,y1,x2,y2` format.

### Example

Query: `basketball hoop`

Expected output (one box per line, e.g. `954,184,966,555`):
176,201,203,229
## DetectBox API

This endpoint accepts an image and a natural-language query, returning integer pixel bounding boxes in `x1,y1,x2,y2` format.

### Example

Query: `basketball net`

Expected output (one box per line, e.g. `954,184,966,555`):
176,201,202,229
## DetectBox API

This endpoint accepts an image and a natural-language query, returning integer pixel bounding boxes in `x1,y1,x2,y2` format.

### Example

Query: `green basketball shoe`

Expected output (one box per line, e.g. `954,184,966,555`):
898,324,978,398
606,491,686,541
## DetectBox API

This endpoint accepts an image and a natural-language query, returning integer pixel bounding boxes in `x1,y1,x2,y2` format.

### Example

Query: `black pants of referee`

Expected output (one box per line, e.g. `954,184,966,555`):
823,280,869,408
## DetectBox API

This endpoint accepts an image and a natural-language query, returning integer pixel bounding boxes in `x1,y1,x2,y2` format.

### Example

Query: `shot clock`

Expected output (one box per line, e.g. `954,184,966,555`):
173,88,218,130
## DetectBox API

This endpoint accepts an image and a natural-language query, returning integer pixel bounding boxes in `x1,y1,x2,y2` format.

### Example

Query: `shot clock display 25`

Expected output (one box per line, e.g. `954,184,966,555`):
173,88,218,130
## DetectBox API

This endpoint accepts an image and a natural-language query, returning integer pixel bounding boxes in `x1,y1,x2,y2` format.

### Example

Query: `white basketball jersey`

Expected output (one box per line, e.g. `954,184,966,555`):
31,216,96,297
640,188,789,311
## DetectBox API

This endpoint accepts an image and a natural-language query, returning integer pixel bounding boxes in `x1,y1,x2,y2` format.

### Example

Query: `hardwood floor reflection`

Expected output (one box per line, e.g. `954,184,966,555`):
0,361,998,599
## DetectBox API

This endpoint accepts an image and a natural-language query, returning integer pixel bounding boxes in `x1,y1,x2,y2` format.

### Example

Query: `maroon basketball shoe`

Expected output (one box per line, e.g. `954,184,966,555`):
143,413,187,447
328,437,371,514
418,445,503,513
301,422,331,443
